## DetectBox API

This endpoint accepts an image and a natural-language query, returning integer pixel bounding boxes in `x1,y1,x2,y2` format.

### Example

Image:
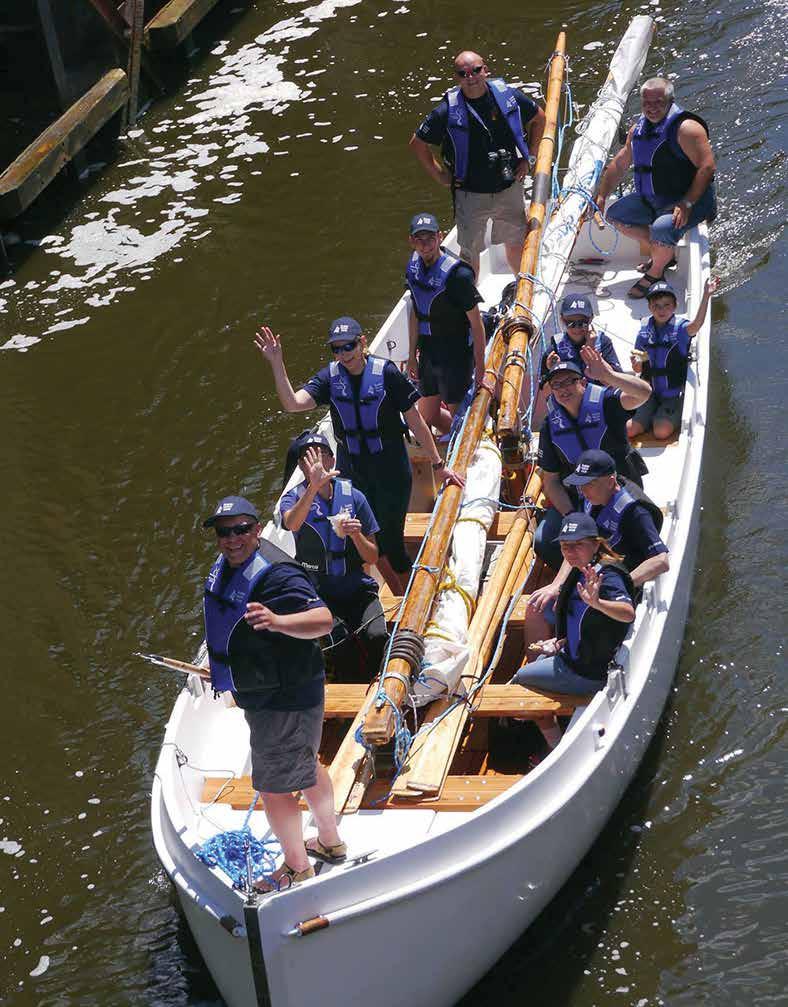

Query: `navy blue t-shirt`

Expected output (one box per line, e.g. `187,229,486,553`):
280,481,381,603
587,500,668,571
234,563,327,711
416,88,539,192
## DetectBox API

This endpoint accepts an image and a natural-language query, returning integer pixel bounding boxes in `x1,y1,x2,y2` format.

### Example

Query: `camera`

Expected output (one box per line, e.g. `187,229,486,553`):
488,148,516,186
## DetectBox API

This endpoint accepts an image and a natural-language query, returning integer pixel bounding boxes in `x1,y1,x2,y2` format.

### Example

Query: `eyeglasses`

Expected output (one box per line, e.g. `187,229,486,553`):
549,378,581,390
455,64,484,79
215,522,255,538
565,319,590,329
330,339,359,354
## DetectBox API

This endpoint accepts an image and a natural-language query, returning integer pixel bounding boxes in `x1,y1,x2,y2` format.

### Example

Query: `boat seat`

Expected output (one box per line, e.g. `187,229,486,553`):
628,429,680,450
201,773,523,812
403,510,517,545
379,582,529,628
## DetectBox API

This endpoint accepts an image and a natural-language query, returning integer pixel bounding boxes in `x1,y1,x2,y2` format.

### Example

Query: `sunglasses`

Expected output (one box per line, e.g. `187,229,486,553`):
215,522,255,538
549,378,581,390
330,339,359,354
565,319,590,329
455,64,484,79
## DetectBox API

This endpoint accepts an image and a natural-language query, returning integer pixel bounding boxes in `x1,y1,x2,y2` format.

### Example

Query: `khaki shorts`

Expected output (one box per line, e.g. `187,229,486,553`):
244,699,324,794
455,183,527,259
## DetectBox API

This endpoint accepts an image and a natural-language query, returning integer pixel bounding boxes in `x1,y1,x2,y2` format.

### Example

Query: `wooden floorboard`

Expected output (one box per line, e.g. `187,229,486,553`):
403,509,518,544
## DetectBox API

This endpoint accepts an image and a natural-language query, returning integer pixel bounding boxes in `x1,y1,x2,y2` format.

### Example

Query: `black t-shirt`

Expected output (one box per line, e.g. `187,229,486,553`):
411,259,483,359
416,88,538,192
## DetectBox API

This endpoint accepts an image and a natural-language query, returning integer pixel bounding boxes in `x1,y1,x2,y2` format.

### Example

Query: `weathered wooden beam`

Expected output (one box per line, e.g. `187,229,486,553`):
0,69,129,219
145,0,223,50
36,0,88,177
403,509,518,545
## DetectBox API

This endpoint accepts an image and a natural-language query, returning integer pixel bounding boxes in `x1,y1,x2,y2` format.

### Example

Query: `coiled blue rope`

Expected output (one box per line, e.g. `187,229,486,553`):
194,794,281,889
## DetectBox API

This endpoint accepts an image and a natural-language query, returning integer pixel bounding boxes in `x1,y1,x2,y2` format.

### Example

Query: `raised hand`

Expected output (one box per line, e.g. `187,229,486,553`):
704,276,719,298
302,446,338,491
253,326,283,365
579,342,610,384
576,564,601,609
545,350,560,371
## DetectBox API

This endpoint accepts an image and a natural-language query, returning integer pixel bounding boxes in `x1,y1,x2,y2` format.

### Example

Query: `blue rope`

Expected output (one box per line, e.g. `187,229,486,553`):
194,793,281,890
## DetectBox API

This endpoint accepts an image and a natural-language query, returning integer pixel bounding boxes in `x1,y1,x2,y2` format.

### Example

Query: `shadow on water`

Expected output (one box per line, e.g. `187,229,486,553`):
459,714,675,1006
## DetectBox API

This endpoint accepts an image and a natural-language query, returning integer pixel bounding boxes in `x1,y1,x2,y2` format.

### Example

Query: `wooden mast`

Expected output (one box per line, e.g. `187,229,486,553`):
496,34,567,489
361,33,568,747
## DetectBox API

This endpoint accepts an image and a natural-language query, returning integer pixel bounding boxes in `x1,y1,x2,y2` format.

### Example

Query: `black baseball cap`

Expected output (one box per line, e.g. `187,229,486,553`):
409,212,440,235
203,495,259,528
560,294,594,318
292,430,333,457
563,449,617,487
543,360,584,387
326,316,363,344
646,280,677,301
556,512,600,542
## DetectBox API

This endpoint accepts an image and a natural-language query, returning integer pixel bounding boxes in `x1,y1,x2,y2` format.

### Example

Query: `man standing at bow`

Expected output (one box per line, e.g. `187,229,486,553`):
409,49,545,275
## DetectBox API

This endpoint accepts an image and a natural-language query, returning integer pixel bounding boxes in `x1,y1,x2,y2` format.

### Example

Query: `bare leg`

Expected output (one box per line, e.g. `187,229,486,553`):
523,607,552,653
652,418,676,440
531,715,562,749
260,791,310,871
626,417,647,438
608,220,652,257
418,394,451,434
648,242,676,278
302,763,342,846
376,555,407,596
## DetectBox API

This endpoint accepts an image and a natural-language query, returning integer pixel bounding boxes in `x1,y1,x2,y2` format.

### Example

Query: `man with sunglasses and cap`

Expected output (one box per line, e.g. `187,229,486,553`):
535,346,651,570
255,317,462,594
405,211,489,432
540,293,622,382
409,50,545,275
528,448,669,619
202,495,345,893
280,431,388,678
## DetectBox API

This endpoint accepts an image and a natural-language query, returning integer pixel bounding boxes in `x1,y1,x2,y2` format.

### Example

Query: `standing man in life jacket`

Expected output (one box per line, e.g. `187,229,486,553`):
202,495,346,893
279,431,388,679
527,449,669,623
535,349,651,570
408,49,545,275
628,277,718,441
255,317,463,595
540,293,622,383
405,211,489,433
596,76,717,299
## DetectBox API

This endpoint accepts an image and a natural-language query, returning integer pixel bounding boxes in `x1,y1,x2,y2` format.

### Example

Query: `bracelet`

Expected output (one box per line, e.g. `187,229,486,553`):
431,461,443,470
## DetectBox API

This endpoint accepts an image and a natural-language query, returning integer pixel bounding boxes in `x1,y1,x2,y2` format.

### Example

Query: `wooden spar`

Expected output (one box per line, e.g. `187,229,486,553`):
361,37,567,748
496,33,567,468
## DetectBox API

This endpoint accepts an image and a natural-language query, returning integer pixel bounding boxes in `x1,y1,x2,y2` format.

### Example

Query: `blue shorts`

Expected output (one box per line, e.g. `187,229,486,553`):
511,653,603,696
606,184,717,247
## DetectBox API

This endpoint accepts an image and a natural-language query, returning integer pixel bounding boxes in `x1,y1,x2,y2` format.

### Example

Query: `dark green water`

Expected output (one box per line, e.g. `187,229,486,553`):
0,0,785,1003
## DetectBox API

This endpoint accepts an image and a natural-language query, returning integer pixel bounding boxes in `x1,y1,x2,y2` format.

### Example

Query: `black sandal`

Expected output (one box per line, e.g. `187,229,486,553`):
628,272,663,299
636,256,677,274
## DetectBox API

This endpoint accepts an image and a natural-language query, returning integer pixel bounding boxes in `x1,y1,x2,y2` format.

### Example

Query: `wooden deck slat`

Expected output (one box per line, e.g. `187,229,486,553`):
0,69,129,219
146,0,223,48
403,509,517,545
201,773,523,813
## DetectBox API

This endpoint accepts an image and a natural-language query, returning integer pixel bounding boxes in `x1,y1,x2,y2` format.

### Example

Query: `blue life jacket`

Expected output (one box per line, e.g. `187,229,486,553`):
584,481,665,573
555,562,635,679
203,551,271,692
632,103,711,204
584,485,638,550
546,382,608,473
329,355,387,456
445,78,530,185
292,478,355,578
405,249,468,340
638,315,688,399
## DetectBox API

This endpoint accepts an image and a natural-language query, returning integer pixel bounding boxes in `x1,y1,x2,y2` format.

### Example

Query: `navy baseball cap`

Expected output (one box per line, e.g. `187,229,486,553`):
557,512,600,542
409,212,440,235
203,495,259,528
560,294,594,318
646,280,677,301
326,316,363,344
292,430,333,456
544,360,583,385
563,449,617,487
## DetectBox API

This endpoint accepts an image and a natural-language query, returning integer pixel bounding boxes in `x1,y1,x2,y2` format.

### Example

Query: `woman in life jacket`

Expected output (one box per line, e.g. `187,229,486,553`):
512,512,636,757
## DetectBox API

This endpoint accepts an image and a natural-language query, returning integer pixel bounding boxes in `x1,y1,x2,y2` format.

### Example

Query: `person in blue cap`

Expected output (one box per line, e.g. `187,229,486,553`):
409,49,545,275
279,431,388,679
513,512,636,755
527,449,668,623
595,77,717,299
254,317,462,594
627,276,717,441
535,348,651,570
405,211,489,432
540,293,622,382
201,494,345,892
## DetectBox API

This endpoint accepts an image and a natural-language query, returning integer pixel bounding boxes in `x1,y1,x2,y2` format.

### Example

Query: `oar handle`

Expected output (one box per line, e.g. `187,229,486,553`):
134,652,211,680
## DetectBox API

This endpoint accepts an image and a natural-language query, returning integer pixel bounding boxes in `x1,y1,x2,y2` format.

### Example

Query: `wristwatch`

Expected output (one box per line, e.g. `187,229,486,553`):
681,199,694,209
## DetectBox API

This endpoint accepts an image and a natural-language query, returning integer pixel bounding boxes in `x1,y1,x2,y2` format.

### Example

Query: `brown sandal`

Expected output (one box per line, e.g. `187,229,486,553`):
306,837,347,864
628,272,662,299
252,861,315,894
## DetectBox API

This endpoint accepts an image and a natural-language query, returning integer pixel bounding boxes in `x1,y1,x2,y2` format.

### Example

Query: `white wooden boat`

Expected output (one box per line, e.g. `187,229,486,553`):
151,18,712,1006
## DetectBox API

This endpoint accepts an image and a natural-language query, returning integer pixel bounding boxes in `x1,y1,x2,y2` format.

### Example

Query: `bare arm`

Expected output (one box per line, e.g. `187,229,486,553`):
577,566,635,623
408,134,452,187
527,557,571,612
467,305,487,386
677,119,716,205
596,128,634,212
282,448,339,533
686,277,719,337
580,344,651,410
403,404,465,487
541,470,574,517
244,603,333,637
630,551,670,589
341,522,379,565
253,326,316,413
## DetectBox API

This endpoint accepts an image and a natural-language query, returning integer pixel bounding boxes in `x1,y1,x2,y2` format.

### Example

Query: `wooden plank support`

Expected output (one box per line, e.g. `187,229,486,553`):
146,0,223,49
403,509,518,545
0,69,129,219
202,774,525,813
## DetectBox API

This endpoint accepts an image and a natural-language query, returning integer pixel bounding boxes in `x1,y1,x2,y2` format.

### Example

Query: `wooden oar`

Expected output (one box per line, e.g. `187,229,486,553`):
134,652,211,680
496,33,568,483
361,33,568,749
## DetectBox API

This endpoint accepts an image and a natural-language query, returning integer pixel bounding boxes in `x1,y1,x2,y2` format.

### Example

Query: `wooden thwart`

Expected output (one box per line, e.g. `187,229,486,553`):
403,510,518,545
0,69,129,219
201,773,524,813
146,0,223,48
